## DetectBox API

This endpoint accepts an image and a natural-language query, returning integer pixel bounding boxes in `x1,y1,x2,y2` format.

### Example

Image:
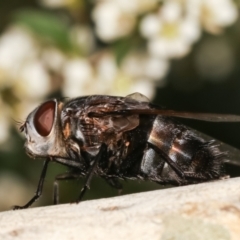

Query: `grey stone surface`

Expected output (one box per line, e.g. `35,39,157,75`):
0,177,240,240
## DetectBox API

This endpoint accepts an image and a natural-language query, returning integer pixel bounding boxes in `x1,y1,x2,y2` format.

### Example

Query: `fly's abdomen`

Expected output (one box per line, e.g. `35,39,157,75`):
141,116,225,184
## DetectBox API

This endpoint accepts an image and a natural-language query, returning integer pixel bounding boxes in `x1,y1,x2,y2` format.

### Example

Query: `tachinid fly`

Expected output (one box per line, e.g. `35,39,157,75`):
13,92,240,209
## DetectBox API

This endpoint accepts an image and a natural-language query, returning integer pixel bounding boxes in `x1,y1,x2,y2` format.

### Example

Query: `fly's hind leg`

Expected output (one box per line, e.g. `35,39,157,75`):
147,142,216,184
53,172,82,205
104,177,123,195
148,142,185,179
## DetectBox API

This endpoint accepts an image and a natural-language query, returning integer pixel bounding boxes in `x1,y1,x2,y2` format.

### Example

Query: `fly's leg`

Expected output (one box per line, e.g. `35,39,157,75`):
104,177,123,195
76,144,107,202
148,143,213,182
148,142,185,178
13,159,50,210
53,172,81,205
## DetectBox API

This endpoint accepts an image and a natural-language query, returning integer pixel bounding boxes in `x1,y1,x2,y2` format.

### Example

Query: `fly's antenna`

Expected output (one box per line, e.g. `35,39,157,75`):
11,118,25,132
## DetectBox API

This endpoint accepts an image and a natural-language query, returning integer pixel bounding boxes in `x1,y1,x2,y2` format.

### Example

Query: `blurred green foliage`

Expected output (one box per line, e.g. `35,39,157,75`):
14,10,74,52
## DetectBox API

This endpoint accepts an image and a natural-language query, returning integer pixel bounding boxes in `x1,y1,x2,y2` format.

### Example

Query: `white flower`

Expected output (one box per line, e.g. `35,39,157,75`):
121,52,169,82
201,0,238,34
13,60,51,99
129,79,155,100
144,56,169,82
186,0,238,34
63,53,119,96
0,26,38,88
70,25,96,55
91,52,159,98
115,0,158,14
40,0,75,8
92,0,160,41
94,52,118,89
140,3,201,59
41,47,66,72
92,1,136,42
91,52,129,95
0,26,53,143
61,52,158,99
140,14,160,39
160,0,182,22
62,58,94,97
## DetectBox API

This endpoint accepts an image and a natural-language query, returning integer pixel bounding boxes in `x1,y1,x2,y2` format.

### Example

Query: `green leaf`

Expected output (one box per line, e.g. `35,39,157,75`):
112,38,133,65
13,9,73,51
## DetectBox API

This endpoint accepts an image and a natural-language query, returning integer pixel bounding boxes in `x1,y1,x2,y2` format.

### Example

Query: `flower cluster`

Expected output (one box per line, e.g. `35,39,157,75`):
0,0,238,144
93,0,237,59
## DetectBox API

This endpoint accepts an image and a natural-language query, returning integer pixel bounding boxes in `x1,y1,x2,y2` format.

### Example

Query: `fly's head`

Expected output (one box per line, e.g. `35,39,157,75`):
20,100,68,159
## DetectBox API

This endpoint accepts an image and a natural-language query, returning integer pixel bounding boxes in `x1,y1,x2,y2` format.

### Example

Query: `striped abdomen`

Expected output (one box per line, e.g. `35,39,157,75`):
141,116,225,184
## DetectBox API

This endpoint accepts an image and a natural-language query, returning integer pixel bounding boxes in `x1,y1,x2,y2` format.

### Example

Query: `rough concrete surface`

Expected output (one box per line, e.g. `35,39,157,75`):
0,177,240,240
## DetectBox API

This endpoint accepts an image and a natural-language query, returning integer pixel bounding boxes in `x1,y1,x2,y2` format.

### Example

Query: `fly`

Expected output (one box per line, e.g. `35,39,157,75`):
13,92,240,209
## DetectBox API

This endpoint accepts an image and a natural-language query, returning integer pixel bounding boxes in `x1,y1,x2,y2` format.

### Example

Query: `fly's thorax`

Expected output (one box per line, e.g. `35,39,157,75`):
22,99,68,158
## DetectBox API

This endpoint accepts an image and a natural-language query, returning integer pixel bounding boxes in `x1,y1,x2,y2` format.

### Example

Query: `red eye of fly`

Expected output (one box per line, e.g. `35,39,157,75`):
34,101,56,136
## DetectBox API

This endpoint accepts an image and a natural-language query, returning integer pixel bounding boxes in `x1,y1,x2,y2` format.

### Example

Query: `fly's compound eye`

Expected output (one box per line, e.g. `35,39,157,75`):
34,101,56,136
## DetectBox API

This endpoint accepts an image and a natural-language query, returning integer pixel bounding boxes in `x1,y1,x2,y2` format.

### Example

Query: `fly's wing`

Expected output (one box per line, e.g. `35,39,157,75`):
84,93,152,135
87,93,240,122
224,145,240,167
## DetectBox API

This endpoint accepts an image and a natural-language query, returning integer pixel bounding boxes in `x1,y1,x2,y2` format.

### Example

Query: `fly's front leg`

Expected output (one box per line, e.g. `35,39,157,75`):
77,144,107,202
13,159,50,210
